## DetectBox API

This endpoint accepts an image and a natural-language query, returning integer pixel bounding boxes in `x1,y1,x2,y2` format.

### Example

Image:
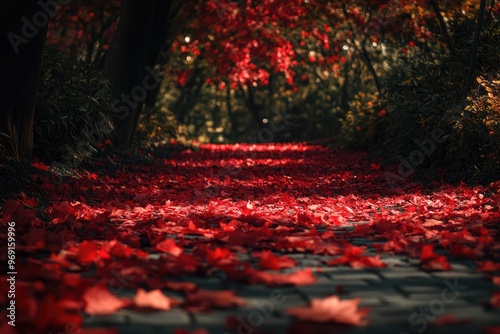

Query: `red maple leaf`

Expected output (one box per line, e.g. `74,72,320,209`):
483,326,500,334
81,329,119,334
194,245,238,267
157,253,199,276
181,220,206,235
76,240,110,265
20,194,38,207
182,289,246,312
174,329,209,334
163,281,198,293
286,295,370,325
83,283,130,315
327,244,387,269
253,250,297,270
490,292,500,308
477,260,500,272
133,288,177,311
225,316,268,334
155,238,183,256
219,219,239,232
20,227,46,250
32,294,83,332
147,277,198,292
6,141,500,333
49,201,74,223
62,273,83,288
243,267,317,286
432,314,472,325
420,244,451,271
0,320,16,334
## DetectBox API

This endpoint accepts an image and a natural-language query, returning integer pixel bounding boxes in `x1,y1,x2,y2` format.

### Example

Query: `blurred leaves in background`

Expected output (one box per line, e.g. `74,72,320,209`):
28,0,500,183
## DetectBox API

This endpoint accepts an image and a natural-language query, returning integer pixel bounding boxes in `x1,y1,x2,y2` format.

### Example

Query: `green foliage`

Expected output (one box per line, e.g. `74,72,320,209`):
35,46,114,164
446,75,500,182
379,51,457,157
0,126,19,162
133,104,177,149
377,14,500,183
336,91,384,149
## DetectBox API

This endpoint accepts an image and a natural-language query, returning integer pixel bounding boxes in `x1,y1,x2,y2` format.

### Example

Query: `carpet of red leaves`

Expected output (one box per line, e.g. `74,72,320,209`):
1,143,500,333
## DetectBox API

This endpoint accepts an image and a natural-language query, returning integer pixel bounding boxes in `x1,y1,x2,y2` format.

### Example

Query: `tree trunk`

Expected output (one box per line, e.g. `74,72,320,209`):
429,0,455,55
104,0,180,147
226,83,238,139
245,85,263,128
0,0,47,162
464,0,488,95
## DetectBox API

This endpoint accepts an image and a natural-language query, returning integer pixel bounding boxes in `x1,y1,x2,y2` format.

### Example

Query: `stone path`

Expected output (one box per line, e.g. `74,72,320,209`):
11,143,499,334
83,239,500,334
70,144,500,334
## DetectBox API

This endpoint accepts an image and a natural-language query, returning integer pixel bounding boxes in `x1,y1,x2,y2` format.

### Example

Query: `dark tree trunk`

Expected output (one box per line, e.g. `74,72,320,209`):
226,83,238,138
103,0,181,147
342,5,381,96
429,0,455,55
464,0,488,95
0,0,48,161
360,43,381,95
339,66,350,111
245,85,263,128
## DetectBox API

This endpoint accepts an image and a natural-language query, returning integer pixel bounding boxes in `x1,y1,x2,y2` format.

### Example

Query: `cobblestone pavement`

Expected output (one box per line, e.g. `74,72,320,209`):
11,144,497,334
83,238,500,334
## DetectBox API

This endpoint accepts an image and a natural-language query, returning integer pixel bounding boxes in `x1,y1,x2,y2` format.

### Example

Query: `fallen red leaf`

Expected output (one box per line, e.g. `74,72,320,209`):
83,283,130,315
76,240,111,265
0,320,17,334
246,267,318,286
133,288,177,311
106,239,134,257
483,326,500,334
5,143,500,333
253,250,297,270
225,316,268,334
431,314,472,325
477,260,500,272
420,244,451,271
286,295,370,326
174,329,209,334
182,289,246,311
163,281,198,293
327,243,387,269
155,238,183,256
81,329,119,334
490,292,500,308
